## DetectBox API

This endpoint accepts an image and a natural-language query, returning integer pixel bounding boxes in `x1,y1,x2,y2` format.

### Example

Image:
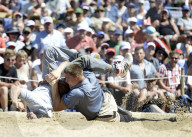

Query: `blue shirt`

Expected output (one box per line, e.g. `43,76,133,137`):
129,59,157,90
105,5,120,23
33,29,67,57
63,71,104,120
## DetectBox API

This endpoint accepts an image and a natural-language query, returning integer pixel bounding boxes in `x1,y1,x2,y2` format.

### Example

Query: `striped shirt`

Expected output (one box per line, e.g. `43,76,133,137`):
159,63,181,90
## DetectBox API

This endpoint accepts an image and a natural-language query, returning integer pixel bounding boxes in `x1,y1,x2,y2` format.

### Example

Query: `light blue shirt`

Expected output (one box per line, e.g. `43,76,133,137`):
105,5,120,23
129,59,157,90
63,71,104,120
33,29,67,57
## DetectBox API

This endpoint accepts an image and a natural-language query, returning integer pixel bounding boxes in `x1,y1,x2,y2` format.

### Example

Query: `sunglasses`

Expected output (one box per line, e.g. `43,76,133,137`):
98,36,104,39
10,33,19,35
85,49,93,53
101,46,109,50
97,10,104,12
23,32,30,35
171,57,178,60
6,58,15,62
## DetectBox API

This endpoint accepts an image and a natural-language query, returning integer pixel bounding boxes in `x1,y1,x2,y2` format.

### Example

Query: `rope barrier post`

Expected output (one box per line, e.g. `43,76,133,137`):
181,68,185,95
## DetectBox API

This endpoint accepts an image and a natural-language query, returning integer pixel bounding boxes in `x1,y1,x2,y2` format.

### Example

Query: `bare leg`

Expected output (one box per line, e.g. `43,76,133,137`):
10,85,22,109
0,86,8,110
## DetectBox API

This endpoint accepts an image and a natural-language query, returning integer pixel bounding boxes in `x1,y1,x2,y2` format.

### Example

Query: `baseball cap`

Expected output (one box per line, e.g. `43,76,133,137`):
106,48,116,54
6,41,16,48
97,31,105,37
113,55,124,63
77,23,89,31
114,29,123,35
102,17,112,23
128,3,135,8
86,27,95,35
124,29,133,36
56,23,66,29
81,5,89,10
121,42,131,50
96,6,105,11
138,0,145,4
161,9,169,14
143,26,158,35
127,17,137,24
75,8,83,14
15,12,23,19
26,20,35,27
147,42,156,49
101,43,110,48
174,49,183,54
43,16,53,24
182,5,190,11
64,27,74,33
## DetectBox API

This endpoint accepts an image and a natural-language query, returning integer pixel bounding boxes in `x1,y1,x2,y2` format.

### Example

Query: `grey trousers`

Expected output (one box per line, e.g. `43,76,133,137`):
42,46,111,79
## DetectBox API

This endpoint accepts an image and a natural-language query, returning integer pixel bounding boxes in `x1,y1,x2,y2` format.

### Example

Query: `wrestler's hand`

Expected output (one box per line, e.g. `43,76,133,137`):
45,70,61,84
27,112,37,120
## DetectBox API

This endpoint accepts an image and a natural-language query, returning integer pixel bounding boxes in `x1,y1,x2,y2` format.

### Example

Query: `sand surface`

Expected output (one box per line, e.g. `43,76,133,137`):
0,112,192,137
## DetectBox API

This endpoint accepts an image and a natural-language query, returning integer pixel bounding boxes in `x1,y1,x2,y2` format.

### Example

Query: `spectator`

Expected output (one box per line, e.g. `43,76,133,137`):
6,27,25,53
81,5,92,26
119,41,131,57
145,0,163,28
21,27,34,59
127,17,140,32
117,0,127,17
95,31,105,50
84,46,93,55
33,16,67,59
55,23,66,35
73,8,88,27
106,55,132,106
63,27,74,41
107,29,123,55
158,9,180,46
129,46,157,90
63,8,75,28
155,48,168,65
15,50,29,89
66,23,97,52
174,49,184,60
159,51,181,97
137,0,147,26
104,47,116,64
177,5,192,35
91,6,105,31
104,0,121,25
124,28,140,53
176,35,192,59
144,42,160,71
0,49,18,111
99,43,110,60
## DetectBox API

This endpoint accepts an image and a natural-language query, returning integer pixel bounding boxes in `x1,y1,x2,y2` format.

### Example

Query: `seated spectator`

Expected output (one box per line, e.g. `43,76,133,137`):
91,6,105,32
159,51,181,98
158,9,180,46
84,46,93,55
55,23,66,36
66,24,97,52
127,17,140,32
129,46,157,90
15,50,29,89
107,29,123,55
176,35,192,59
63,27,74,41
155,48,168,65
63,8,75,28
0,49,18,111
106,55,132,106
25,20,36,42
119,41,131,57
104,48,116,64
81,5,92,26
6,41,17,52
137,0,147,26
99,43,110,60
95,31,105,51
177,5,192,35
144,42,160,71
174,49,184,60
6,27,25,53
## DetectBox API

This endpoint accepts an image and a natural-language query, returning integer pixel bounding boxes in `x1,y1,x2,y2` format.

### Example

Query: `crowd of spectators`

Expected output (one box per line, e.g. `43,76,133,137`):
0,0,192,114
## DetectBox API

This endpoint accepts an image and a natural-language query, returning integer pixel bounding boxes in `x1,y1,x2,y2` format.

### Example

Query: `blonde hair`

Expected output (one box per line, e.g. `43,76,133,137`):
4,49,16,57
64,64,83,77
16,50,28,59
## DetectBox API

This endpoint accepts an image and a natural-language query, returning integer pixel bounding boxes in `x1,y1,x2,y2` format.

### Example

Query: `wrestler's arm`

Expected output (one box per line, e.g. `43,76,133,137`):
51,80,67,111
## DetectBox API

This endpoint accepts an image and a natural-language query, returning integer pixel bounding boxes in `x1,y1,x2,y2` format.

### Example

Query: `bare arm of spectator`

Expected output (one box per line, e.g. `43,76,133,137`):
170,18,180,35
31,68,38,89
108,82,132,94
184,39,191,58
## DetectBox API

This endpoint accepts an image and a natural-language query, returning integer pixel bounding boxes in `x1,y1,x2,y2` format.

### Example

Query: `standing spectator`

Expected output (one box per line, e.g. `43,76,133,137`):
33,16,67,59
159,51,181,97
129,46,157,90
0,49,18,111
144,42,159,71
66,24,97,52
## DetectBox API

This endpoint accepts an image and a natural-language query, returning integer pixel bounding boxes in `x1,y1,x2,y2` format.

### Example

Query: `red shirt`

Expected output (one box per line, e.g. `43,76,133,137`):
0,37,6,48
66,35,97,52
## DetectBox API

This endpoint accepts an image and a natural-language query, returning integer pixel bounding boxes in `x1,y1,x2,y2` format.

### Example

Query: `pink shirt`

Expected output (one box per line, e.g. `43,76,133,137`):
66,35,97,52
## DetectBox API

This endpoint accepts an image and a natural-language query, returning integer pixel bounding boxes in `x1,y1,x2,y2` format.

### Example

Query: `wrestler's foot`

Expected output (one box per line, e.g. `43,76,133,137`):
27,112,37,120
10,85,22,109
116,53,133,78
